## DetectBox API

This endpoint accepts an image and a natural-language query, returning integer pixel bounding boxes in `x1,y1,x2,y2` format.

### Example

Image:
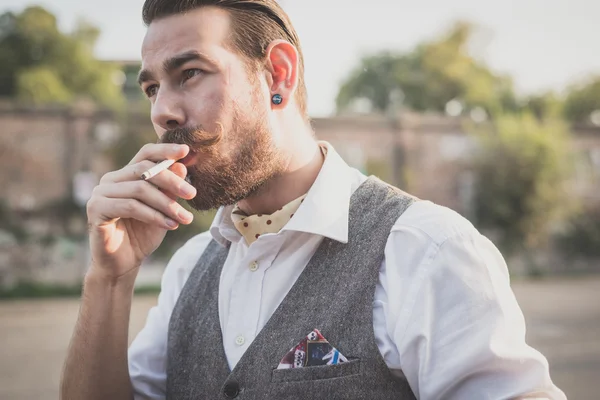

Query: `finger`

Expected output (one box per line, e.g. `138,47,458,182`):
128,143,189,165
147,162,195,200
94,181,194,225
169,162,187,179
160,162,188,201
100,160,156,184
100,162,195,201
146,162,195,200
88,198,180,230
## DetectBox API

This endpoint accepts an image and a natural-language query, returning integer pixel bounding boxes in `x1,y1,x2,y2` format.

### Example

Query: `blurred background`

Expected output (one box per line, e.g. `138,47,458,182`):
0,0,599,399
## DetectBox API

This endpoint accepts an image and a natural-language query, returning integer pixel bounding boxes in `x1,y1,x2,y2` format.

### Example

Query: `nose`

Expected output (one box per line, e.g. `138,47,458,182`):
151,89,186,131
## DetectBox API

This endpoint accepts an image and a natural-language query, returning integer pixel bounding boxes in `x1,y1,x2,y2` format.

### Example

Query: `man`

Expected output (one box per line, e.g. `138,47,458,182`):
60,1,566,399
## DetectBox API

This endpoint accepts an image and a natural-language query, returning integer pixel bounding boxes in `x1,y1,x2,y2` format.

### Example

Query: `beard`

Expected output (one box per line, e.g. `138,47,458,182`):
159,113,286,211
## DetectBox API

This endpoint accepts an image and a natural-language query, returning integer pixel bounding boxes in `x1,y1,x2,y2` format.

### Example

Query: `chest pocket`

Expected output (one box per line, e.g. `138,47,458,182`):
271,358,361,383
268,359,362,400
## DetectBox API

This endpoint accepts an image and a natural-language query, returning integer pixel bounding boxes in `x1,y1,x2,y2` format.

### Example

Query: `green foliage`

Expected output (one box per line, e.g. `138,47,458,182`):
0,281,161,300
0,6,124,107
336,22,518,117
0,282,82,299
16,66,72,104
365,158,392,182
0,199,29,243
564,76,600,124
336,18,599,126
471,114,573,253
558,205,600,258
523,92,564,122
336,52,407,113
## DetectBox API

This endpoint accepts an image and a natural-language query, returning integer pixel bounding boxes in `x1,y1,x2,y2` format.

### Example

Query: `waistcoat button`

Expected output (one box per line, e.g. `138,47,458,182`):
223,381,240,398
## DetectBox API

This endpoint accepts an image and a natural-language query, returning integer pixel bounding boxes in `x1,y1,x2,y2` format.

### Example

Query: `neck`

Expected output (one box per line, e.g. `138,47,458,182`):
237,120,323,216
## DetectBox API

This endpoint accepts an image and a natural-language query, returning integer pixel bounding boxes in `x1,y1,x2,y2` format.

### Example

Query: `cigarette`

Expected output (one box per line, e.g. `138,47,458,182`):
141,159,176,180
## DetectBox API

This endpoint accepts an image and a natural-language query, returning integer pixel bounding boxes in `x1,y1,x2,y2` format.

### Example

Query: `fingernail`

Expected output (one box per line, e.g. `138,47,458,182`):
181,184,196,197
165,218,178,228
178,209,194,222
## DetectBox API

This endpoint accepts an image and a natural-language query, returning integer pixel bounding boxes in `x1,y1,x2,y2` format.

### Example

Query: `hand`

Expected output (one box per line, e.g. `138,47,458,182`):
86,143,197,281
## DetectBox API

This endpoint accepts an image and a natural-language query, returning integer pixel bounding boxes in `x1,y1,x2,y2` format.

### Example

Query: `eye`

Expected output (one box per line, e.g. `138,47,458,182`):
144,84,158,98
182,68,203,83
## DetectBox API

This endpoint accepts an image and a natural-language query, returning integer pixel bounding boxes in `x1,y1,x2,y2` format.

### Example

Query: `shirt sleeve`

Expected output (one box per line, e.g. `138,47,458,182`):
128,232,213,400
386,216,566,399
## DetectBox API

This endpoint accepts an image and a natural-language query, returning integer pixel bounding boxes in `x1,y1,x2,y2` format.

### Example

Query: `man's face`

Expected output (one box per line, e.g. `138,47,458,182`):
140,7,286,211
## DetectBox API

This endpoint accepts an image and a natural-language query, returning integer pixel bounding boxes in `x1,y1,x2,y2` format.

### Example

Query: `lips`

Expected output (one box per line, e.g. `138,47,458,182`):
179,150,199,168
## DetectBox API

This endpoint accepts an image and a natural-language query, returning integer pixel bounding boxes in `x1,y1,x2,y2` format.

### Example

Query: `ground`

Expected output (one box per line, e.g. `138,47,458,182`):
0,276,598,399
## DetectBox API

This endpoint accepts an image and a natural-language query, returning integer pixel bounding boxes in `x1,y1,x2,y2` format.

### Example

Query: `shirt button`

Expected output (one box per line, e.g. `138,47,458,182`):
223,380,240,398
249,261,259,272
235,335,245,346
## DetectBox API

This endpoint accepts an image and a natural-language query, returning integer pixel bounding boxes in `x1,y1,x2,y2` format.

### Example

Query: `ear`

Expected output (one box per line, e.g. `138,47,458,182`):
264,39,299,109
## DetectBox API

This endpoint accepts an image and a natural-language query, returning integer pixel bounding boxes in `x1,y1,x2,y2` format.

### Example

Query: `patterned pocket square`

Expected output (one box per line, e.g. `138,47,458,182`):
277,328,348,370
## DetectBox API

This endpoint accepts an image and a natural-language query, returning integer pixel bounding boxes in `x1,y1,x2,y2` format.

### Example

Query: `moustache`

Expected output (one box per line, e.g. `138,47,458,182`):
159,123,223,150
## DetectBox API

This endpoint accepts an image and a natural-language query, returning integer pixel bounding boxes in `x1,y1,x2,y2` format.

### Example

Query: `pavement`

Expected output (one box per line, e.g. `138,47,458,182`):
0,275,598,400
511,276,600,400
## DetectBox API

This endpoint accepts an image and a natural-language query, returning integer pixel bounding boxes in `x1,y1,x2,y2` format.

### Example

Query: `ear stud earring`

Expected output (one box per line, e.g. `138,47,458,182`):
272,94,283,105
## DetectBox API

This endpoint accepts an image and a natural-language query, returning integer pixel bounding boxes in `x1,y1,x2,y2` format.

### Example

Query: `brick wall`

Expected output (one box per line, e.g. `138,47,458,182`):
2,105,599,283
313,112,480,216
0,103,115,212
1,105,598,217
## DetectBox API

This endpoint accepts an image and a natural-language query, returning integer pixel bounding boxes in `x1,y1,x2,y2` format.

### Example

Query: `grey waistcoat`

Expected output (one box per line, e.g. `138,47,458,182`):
166,176,418,400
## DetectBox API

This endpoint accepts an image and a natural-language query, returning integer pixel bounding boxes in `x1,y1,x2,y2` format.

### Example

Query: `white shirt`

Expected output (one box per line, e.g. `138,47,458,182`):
128,141,566,400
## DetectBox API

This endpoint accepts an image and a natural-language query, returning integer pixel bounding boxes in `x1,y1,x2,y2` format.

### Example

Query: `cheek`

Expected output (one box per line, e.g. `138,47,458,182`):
186,81,229,128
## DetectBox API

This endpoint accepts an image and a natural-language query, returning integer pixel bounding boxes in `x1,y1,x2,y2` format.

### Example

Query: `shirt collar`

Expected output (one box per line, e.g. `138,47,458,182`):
210,204,239,246
209,141,355,246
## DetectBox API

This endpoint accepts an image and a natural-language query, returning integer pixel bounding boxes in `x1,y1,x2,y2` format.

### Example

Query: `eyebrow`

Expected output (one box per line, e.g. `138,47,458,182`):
137,50,215,87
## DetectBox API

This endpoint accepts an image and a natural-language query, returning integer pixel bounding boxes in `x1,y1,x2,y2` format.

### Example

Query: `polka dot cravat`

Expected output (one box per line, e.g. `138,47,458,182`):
231,193,308,245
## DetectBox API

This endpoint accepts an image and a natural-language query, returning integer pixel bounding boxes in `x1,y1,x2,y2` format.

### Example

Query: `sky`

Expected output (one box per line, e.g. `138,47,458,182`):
2,0,600,117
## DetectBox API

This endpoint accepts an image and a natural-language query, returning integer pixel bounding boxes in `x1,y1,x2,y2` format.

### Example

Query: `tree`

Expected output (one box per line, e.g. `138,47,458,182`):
563,76,600,124
336,22,518,117
522,92,564,122
558,203,600,258
0,6,124,107
471,113,573,254
16,66,72,104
